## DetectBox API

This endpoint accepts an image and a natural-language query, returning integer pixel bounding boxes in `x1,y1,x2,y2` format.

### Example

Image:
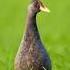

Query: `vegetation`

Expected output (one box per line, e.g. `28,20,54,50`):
0,0,70,70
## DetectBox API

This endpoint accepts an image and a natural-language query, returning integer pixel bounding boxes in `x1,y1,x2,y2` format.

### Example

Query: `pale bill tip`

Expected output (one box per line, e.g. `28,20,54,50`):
44,7,50,13
40,6,50,13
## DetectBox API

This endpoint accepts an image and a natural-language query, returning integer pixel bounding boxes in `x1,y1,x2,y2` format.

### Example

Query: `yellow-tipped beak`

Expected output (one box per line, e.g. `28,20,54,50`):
40,6,50,13
39,1,50,13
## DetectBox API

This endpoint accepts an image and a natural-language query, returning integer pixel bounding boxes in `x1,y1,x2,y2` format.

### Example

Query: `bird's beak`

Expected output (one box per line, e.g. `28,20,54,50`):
39,1,50,13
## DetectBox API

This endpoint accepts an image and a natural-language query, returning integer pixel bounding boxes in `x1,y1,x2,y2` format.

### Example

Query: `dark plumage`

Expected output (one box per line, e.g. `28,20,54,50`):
14,0,51,70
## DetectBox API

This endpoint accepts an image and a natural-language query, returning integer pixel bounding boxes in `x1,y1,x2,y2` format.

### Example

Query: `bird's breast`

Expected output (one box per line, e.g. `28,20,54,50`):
15,39,44,70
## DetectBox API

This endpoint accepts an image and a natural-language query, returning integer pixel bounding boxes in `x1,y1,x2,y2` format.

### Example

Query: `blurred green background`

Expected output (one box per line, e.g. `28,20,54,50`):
0,0,70,70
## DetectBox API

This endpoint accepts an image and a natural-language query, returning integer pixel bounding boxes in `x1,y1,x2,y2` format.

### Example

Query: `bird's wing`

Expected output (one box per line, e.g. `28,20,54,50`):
42,66,47,70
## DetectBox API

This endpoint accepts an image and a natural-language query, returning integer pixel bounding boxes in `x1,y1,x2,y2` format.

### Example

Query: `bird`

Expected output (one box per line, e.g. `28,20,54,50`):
14,0,51,70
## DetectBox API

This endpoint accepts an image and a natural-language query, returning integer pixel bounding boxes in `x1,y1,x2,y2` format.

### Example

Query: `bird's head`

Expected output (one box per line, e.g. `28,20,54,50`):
28,0,50,14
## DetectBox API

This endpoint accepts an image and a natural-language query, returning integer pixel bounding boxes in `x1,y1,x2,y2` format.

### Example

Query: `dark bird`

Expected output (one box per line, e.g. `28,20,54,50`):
14,0,51,70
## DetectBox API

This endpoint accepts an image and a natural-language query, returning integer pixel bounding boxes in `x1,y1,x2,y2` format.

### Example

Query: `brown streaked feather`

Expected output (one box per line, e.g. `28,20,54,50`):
14,0,51,70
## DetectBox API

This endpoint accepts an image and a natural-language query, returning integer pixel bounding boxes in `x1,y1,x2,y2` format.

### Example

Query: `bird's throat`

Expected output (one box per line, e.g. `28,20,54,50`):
24,13,40,42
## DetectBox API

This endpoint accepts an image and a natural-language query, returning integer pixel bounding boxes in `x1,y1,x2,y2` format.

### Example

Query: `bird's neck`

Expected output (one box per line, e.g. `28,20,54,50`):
24,12,40,41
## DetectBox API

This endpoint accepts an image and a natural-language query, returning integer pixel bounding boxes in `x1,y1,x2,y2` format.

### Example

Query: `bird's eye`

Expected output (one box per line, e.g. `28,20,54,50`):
33,1,40,8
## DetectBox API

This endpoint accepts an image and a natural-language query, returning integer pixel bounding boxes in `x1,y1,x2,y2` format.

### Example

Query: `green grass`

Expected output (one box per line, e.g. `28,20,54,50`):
0,0,70,70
